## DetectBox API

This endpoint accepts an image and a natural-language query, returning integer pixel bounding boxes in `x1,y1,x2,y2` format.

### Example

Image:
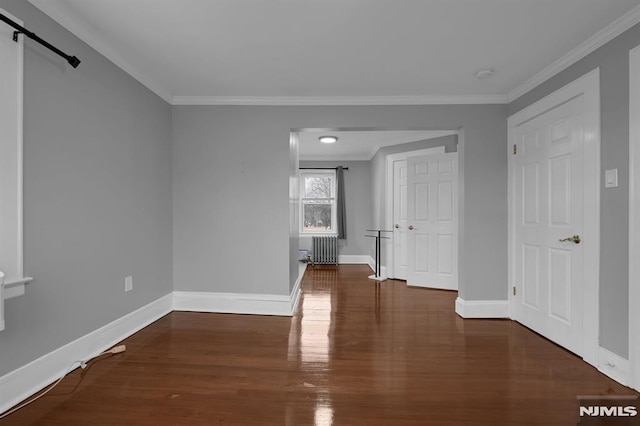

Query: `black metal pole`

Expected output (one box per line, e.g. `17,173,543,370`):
0,13,81,68
365,230,391,280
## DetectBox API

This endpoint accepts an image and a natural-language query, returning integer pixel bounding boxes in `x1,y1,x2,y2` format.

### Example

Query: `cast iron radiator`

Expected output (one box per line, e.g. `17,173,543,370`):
311,236,339,265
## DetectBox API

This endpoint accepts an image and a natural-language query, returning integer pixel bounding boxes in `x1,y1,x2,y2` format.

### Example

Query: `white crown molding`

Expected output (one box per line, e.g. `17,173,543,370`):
172,95,509,106
300,155,371,162
27,0,173,104
27,0,640,107
508,3,640,102
26,0,503,107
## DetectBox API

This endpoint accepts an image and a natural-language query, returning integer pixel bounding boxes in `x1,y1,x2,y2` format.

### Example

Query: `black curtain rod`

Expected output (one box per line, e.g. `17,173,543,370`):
0,13,80,68
300,167,349,170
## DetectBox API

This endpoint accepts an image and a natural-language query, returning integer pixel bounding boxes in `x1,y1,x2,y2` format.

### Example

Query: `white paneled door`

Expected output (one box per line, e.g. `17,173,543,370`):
511,97,585,356
406,153,458,290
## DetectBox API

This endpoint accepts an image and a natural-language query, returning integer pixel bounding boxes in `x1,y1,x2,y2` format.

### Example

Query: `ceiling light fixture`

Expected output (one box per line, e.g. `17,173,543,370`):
319,136,338,144
475,68,494,80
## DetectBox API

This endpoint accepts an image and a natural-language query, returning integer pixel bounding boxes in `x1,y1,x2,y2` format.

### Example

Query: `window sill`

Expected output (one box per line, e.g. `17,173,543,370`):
300,233,338,237
3,277,33,299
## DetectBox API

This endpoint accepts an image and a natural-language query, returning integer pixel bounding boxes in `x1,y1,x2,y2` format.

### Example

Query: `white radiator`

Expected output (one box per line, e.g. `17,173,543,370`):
312,236,339,265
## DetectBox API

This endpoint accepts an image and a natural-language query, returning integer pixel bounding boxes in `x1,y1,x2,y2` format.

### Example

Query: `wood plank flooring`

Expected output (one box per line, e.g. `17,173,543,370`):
1,265,636,425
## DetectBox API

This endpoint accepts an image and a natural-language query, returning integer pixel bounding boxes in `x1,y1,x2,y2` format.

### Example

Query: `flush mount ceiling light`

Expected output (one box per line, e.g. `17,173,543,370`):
475,68,495,79
319,136,338,144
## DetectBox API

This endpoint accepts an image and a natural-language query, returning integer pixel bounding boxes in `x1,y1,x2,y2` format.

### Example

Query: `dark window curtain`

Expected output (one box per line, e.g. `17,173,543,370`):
336,166,347,239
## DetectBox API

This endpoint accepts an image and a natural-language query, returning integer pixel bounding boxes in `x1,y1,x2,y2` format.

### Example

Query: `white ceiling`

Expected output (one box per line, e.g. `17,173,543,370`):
299,130,457,160
27,0,640,105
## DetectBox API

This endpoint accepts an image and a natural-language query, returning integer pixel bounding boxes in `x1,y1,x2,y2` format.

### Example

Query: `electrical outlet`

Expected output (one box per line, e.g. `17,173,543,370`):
125,276,133,292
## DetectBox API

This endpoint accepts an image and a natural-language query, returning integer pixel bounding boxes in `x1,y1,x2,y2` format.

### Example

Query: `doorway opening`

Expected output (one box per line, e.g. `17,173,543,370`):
294,128,460,291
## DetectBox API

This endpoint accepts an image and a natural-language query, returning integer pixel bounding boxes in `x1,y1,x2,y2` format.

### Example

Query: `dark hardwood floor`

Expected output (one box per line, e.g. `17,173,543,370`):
1,265,636,425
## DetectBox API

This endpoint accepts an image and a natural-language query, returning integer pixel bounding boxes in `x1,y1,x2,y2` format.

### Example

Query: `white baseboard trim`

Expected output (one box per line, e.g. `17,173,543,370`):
408,282,458,291
597,346,630,386
173,291,293,316
366,255,387,277
455,297,510,318
290,263,306,315
339,255,371,264
0,293,173,415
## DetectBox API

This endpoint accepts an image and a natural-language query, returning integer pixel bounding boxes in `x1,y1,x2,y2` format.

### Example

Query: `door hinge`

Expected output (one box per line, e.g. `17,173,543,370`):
513,286,516,296
513,144,517,155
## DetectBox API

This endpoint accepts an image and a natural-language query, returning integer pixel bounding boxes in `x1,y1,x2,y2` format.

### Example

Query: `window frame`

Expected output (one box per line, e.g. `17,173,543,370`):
1,9,30,316
299,169,338,235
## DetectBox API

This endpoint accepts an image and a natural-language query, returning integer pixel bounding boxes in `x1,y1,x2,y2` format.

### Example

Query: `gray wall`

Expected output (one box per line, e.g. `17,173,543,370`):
172,104,508,303
509,22,640,359
0,0,173,377
298,160,373,257
172,107,292,296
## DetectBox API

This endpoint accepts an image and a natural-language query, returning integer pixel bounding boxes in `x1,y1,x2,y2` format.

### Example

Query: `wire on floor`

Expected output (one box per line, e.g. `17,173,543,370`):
0,345,126,419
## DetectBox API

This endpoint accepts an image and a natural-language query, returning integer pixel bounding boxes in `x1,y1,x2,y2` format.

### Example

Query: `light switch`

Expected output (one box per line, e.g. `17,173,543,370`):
605,169,618,188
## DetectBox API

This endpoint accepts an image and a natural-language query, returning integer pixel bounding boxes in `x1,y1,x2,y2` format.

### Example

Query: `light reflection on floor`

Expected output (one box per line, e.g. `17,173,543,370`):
300,293,332,364
298,267,336,426
314,404,334,426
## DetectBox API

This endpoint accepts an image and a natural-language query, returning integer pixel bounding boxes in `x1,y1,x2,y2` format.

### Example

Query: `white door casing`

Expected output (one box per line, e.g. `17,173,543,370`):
629,45,640,391
508,69,600,366
393,159,409,279
406,153,458,290
0,9,30,324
